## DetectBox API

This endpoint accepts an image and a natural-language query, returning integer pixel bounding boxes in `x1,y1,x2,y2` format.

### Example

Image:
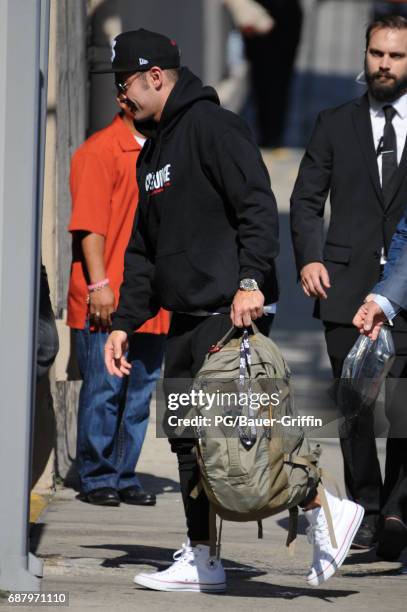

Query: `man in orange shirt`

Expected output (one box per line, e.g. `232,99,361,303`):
67,84,169,506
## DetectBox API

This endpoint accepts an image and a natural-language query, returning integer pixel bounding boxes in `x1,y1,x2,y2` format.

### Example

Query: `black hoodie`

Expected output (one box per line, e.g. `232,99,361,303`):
111,68,279,335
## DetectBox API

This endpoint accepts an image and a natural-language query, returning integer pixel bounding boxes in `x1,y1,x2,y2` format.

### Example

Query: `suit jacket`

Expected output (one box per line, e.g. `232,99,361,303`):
374,207,407,311
290,93,407,330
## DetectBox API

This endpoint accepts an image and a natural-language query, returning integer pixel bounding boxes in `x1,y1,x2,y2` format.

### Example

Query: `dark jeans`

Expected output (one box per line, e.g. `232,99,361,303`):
164,313,274,542
75,325,165,493
324,322,407,522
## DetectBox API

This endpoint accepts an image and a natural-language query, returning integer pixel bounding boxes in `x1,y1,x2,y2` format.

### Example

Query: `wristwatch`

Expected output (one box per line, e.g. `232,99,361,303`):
239,278,259,291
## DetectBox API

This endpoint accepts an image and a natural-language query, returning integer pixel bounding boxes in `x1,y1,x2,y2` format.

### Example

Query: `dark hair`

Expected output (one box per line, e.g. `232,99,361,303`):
165,68,180,83
366,14,407,50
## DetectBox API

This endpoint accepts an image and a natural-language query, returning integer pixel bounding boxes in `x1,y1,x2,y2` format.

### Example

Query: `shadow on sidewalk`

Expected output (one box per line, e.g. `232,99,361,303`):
30,522,46,555
342,549,406,576
63,468,180,495
276,514,308,536
221,582,358,600
137,472,180,494
76,543,358,600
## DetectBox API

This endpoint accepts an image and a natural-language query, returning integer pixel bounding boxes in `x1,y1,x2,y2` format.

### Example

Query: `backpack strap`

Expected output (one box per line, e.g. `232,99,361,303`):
190,479,222,559
286,506,299,555
190,480,203,499
317,483,338,549
283,454,340,549
209,326,237,352
250,321,260,335
217,517,223,558
208,505,222,559
283,453,320,481
319,468,343,500
209,504,217,557
238,330,257,448
225,437,245,476
208,322,260,354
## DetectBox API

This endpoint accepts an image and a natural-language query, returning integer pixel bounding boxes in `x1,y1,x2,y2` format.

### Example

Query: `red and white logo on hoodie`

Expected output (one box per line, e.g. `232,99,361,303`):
145,164,172,196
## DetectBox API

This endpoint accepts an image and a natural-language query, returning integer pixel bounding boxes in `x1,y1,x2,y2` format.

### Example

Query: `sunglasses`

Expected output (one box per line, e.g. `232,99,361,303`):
117,71,144,94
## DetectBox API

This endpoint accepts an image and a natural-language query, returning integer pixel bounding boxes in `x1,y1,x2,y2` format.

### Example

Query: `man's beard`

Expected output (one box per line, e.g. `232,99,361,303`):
365,62,407,102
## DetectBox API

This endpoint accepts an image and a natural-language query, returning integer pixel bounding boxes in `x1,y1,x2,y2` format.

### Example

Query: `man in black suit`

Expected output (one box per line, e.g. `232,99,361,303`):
290,14,407,552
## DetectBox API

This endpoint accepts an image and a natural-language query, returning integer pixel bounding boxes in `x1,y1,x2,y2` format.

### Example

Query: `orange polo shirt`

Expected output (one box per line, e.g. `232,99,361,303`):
67,114,169,335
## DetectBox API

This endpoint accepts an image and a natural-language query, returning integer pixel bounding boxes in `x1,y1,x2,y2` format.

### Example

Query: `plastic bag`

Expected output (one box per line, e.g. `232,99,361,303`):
337,327,395,424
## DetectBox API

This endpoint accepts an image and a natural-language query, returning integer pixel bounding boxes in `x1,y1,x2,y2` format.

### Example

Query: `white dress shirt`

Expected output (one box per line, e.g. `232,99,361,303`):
369,91,407,184
370,93,407,316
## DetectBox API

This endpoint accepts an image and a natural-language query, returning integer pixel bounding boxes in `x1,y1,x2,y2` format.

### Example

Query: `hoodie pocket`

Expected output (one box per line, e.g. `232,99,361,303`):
154,248,238,310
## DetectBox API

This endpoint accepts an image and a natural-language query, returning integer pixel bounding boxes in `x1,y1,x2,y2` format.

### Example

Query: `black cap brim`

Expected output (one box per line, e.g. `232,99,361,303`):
90,65,148,74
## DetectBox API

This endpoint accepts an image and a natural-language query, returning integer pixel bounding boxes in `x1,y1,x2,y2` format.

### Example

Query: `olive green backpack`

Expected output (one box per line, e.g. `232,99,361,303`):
189,324,333,556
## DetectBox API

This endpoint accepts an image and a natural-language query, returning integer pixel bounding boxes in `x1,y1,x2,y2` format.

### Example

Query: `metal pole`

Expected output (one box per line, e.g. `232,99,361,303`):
0,0,50,591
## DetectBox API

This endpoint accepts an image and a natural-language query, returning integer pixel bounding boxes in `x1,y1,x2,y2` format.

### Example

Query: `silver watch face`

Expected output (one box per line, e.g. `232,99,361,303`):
240,278,258,291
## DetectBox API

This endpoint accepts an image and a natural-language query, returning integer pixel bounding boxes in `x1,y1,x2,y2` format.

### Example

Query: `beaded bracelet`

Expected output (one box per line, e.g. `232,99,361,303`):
86,278,110,304
87,278,110,292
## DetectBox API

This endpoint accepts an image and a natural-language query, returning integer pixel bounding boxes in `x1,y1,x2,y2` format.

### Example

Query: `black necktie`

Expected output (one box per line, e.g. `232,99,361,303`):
381,105,398,200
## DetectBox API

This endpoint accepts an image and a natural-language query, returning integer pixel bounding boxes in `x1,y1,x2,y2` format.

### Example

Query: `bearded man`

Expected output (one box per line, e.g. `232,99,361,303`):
290,14,407,553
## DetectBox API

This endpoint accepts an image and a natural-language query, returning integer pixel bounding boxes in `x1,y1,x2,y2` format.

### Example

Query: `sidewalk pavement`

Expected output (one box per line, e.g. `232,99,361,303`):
5,149,406,612
23,425,405,612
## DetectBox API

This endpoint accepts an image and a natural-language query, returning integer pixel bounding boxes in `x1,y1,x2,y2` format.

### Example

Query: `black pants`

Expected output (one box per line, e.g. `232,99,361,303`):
325,322,407,522
243,0,303,148
164,313,273,541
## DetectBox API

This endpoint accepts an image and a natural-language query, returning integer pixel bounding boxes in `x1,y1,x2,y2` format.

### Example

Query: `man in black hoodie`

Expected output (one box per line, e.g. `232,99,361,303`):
103,29,362,593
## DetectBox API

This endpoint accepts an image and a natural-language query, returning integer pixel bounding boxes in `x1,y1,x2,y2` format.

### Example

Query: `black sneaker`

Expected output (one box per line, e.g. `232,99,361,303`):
376,516,407,561
350,514,379,550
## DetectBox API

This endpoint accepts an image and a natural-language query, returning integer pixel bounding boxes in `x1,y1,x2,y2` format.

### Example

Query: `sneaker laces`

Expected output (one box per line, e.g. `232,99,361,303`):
171,543,195,568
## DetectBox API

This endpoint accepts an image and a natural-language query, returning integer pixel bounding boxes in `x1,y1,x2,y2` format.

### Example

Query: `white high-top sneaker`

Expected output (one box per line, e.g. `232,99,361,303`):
304,489,364,587
134,542,226,592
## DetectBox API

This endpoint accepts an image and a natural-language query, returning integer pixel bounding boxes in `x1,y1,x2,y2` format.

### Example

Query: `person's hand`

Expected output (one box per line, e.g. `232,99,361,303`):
231,289,264,328
223,0,275,36
352,301,386,341
300,262,331,299
89,286,115,330
104,330,131,377
240,22,274,37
